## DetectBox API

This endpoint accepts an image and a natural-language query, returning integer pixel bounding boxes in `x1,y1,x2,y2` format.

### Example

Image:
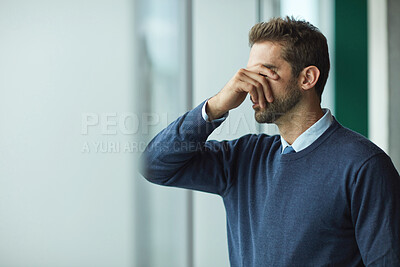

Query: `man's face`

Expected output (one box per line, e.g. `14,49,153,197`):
247,41,302,123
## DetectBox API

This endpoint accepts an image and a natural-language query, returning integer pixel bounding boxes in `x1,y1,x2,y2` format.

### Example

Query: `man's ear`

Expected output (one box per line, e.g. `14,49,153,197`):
299,66,320,91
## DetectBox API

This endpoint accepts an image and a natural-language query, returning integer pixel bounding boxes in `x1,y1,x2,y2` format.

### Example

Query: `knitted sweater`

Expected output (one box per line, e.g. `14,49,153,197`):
141,101,400,267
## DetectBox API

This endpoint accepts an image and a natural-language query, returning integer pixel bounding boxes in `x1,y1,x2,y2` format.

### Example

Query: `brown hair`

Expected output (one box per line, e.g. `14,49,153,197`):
249,16,330,101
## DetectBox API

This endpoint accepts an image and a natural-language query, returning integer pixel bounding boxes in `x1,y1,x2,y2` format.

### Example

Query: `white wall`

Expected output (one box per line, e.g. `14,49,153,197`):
0,1,135,266
368,0,389,153
387,0,400,170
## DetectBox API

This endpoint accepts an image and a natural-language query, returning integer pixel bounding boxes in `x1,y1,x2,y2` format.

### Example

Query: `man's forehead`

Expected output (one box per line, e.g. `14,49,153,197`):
247,41,283,68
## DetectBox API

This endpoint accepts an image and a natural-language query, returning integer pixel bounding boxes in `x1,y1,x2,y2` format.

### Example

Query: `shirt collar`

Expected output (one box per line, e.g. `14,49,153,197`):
281,108,333,154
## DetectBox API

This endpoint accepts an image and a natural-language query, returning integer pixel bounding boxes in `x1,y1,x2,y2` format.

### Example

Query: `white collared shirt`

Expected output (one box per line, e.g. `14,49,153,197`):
202,99,229,122
280,109,333,153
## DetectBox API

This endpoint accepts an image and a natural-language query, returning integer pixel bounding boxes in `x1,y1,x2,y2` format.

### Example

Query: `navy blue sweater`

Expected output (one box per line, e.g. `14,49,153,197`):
141,101,400,266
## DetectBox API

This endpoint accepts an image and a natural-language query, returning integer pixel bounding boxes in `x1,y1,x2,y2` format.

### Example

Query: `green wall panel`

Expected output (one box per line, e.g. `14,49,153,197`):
335,0,368,137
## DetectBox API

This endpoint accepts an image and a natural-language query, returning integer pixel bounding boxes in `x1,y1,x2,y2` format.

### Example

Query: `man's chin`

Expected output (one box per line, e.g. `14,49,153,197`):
254,109,281,124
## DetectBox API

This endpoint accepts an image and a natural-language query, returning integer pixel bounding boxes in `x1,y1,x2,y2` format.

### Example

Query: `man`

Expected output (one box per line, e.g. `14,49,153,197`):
141,17,400,266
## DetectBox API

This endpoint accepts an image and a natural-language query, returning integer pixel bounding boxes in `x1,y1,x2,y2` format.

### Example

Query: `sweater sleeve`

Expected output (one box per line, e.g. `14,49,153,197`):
140,100,241,196
350,153,400,266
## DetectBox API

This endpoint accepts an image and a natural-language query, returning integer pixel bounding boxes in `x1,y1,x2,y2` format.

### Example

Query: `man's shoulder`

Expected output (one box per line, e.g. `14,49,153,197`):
329,122,386,161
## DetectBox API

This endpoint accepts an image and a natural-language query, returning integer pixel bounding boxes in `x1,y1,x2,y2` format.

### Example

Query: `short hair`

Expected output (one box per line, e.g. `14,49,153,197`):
249,16,330,101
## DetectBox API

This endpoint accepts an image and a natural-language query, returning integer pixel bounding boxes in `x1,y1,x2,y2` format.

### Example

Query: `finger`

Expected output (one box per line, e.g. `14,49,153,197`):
248,64,279,80
259,65,279,80
241,70,274,103
239,72,267,108
236,80,259,105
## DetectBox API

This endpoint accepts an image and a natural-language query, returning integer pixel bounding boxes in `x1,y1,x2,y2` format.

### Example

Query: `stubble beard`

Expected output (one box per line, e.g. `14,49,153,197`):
254,77,302,123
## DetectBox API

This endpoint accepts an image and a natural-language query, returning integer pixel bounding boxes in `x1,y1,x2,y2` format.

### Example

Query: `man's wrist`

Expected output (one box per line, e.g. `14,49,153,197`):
206,96,228,121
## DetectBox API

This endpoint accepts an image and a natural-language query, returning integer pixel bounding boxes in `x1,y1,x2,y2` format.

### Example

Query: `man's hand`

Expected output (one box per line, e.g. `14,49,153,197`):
206,64,279,120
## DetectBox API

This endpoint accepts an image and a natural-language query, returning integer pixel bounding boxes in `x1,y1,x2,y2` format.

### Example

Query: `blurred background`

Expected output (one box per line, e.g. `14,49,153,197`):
0,0,399,266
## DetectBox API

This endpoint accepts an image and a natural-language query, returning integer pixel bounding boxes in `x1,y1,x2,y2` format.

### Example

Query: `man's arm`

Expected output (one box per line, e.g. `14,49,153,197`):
140,100,236,195
140,65,278,195
351,153,400,266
